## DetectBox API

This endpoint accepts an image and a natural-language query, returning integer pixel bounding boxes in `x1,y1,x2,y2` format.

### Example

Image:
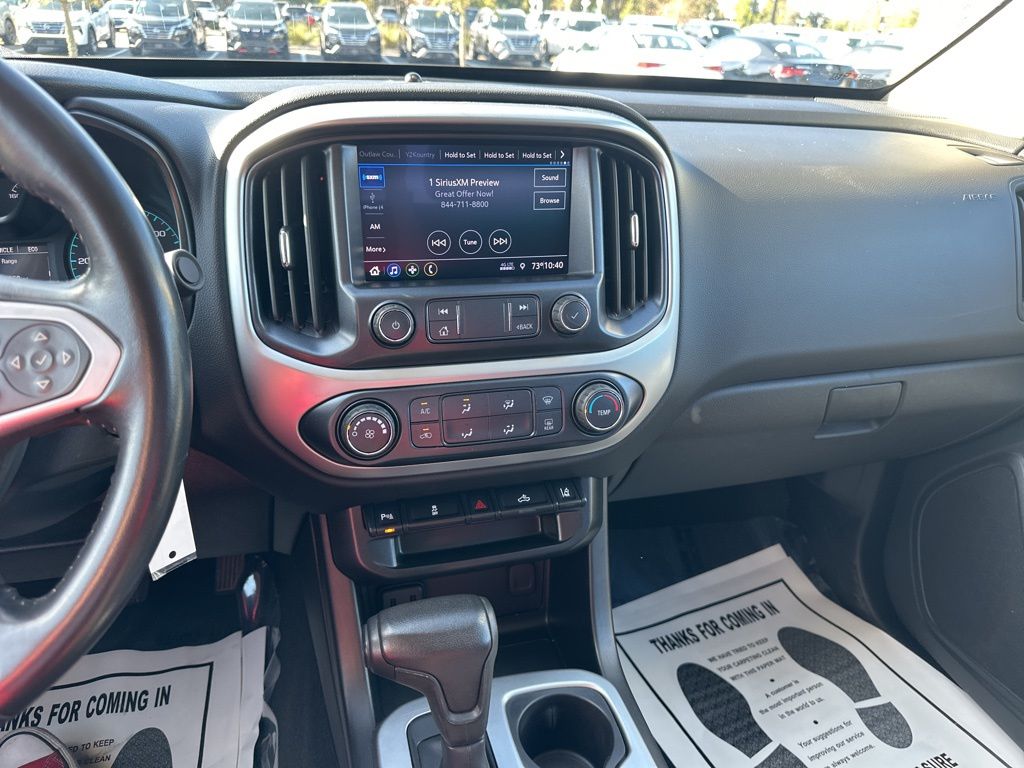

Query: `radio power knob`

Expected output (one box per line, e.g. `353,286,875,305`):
338,402,399,459
573,382,625,435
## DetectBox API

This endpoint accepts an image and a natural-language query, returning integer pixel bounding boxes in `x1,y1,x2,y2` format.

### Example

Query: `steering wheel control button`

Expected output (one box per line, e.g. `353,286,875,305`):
496,484,553,516
3,324,88,399
29,349,53,372
550,294,591,335
338,402,399,459
574,382,625,435
371,303,415,347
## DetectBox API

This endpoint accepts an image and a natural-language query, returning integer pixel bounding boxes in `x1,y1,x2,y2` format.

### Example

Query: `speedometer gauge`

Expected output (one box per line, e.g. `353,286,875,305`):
66,211,180,279
0,175,24,224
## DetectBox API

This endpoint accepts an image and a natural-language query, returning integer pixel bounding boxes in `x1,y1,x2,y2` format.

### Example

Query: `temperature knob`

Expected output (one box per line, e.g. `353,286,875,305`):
338,402,399,459
573,382,625,435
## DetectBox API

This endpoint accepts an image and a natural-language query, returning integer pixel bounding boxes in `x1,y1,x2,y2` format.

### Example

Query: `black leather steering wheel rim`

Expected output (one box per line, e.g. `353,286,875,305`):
0,60,191,718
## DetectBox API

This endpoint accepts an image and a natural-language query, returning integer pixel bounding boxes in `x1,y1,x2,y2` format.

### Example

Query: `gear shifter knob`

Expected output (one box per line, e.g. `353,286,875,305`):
364,595,498,768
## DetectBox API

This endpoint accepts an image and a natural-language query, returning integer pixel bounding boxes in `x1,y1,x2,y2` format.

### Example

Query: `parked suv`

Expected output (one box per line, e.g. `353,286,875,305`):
193,0,220,28
470,7,543,66
222,0,288,57
319,1,380,61
102,0,135,30
398,4,458,62
16,0,115,53
127,0,206,55
539,10,604,59
2,0,17,45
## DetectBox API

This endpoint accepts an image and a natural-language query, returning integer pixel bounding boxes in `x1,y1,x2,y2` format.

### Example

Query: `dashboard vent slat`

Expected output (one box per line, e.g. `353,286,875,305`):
599,150,664,321
249,148,335,337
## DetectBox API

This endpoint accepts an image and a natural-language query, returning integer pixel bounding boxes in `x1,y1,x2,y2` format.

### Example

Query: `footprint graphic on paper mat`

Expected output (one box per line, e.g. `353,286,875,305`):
677,663,807,768
111,728,173,768
778,627,912,749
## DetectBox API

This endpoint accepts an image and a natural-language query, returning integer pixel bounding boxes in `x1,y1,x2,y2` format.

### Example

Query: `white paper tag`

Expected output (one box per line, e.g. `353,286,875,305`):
148,481,198,581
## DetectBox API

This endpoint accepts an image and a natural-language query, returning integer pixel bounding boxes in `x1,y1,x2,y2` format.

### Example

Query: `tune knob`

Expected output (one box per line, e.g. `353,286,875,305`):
338,402,399,459
573,382,625,435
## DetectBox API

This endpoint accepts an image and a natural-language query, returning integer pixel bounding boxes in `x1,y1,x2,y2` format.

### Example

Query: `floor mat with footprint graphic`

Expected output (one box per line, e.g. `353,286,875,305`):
613,546,1023,768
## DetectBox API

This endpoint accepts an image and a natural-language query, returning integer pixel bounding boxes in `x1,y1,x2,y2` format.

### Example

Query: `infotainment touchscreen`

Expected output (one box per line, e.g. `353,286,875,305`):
357,144,571,281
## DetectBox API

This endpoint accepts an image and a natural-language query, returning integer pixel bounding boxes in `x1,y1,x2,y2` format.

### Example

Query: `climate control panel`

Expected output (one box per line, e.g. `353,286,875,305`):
299,372,643,466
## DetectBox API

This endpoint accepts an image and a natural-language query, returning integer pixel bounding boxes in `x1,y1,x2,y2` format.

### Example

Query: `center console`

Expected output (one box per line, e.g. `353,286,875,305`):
225,104,678,766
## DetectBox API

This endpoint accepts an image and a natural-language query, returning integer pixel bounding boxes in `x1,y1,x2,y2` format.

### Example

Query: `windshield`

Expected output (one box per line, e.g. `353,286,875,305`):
0,0,1004,93
228,2,279,20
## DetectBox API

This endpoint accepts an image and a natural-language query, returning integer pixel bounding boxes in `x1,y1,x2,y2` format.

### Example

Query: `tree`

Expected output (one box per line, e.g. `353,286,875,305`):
757,0,785,24
680,0,719,20
60,0,79,57
732,0,758,26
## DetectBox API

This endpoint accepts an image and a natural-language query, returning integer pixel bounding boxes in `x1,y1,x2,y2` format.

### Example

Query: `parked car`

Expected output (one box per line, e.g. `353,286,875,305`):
682,18,738,45
127,0,205,54
553,25,719,79
282,3,308,25
319,1,380,61
374,4,397,24
622,14,678,30
398,5,458,63
539,10,604,59
16,0,115,53
222,0,287,57
102,0,135,30
192,0,220,28
470,8,543,66
703,35,858,86
1,0,16,45
847,43,904,88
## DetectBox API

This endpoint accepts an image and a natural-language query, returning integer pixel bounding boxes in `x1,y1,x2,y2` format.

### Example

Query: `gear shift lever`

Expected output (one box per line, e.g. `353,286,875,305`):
364,595,498,768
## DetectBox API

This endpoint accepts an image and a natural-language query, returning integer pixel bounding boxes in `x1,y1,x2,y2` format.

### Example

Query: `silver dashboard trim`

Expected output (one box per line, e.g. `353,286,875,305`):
223,102,679,478
376,669,659,768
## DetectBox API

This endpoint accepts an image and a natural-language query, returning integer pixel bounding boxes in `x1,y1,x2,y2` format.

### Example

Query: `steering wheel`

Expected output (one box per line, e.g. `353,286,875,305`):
0,61,191,718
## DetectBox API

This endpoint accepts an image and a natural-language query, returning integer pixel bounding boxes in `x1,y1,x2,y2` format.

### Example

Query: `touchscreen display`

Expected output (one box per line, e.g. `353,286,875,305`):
357,144,571,281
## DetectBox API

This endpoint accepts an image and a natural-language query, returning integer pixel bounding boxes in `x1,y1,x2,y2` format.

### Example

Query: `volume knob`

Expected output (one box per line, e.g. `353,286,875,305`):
573,382,625,435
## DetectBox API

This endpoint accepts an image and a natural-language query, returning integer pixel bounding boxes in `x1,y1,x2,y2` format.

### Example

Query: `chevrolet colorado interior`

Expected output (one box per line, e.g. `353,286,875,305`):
3,2,1024,766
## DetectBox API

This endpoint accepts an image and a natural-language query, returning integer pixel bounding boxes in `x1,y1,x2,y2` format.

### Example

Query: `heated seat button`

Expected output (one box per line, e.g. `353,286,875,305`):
496,484,553,516
489,412,533,441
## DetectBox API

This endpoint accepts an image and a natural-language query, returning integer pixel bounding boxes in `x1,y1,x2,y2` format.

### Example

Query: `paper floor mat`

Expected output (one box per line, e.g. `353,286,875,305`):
0,629,265,768
613,546,1024,768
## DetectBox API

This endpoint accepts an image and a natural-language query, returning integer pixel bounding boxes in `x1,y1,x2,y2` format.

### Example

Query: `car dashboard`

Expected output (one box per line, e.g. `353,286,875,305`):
4,61,1024,582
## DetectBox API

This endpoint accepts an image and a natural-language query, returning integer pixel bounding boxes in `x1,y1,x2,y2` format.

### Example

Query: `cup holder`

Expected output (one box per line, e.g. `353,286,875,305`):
509,688,627,768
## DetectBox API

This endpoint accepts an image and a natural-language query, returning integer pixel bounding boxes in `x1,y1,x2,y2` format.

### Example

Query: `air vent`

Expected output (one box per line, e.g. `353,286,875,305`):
249,148,335,336
599,150,664,321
